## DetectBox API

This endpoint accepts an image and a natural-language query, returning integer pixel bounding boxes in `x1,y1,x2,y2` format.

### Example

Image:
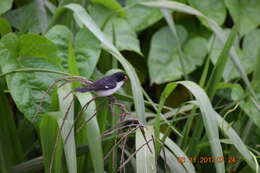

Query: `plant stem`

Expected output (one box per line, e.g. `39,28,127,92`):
0,68,72,78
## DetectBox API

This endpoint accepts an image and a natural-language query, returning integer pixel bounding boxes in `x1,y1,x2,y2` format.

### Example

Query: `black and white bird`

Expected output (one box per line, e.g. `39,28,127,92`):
75,72,128,97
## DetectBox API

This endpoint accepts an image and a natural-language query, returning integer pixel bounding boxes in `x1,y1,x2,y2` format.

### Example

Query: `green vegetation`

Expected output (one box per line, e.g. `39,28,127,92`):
0,0,259,172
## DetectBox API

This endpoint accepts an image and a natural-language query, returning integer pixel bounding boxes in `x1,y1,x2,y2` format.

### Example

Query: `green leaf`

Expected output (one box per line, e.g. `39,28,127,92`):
56,84,77,173
148,25,187,84
209,29,259,81
136,126,156,173
74,28,101,78
88,4,113,28
161,134,196,173
178,81,225,173
65,3,146,123
183,37,208,72
225,0,260,35
207,23,238,99
46,25,101,78
45,25,73,70
243,29,260,68
68,40,79,76
0,0,12,14
19,34,61,66
0,81,24,172
126,0,162,31
4,2,40,33
76,92,104,173
188,0,226,25
0,17,11,36
0,33,62,122
155,82,178,156
35,0,48,33
148,25,207,83
231,83,260,129
161,147,187,173
141,0,259,115
216,112,259,172
104,16,142,55
40,114,63,173
90,0,126,16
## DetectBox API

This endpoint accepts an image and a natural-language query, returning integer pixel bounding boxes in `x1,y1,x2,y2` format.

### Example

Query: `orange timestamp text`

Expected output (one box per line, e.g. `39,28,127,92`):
177,157,237,164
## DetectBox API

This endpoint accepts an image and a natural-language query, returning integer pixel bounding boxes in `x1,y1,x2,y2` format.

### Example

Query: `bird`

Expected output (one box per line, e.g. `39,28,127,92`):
75,72,128,97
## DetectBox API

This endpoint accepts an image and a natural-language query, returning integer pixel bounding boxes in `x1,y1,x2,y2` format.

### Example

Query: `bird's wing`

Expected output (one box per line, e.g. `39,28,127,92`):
81,76,115,90
90,76,116,90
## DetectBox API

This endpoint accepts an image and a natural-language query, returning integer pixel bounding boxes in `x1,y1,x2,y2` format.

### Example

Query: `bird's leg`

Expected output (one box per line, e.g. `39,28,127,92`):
108,96,116,115
113,103,130,121
108,96,130,121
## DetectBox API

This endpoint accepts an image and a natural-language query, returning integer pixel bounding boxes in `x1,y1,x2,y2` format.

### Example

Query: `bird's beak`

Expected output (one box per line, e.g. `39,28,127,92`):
124,76,128,81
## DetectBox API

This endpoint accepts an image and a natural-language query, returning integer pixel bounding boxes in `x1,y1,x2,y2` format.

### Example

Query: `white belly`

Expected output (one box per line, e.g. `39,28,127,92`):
96,81,124,96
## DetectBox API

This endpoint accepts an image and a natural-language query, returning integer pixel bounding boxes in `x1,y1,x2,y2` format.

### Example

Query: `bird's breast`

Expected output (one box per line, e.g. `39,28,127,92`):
96,81,124,96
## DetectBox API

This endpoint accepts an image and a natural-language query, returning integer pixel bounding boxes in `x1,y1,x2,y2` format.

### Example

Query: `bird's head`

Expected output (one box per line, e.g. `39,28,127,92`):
112,72,128,82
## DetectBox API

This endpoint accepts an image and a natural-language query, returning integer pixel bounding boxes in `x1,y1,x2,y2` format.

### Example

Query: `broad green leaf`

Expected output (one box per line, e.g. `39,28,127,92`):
0,0,12,14
45,25,73,70
148,26,207,83
4,2,40,33
148,25,187,84
76,92,104,173
0,17,11,36
243,29,260,67
65,3,146,123
104,16,142,54
126,0,162,31
90,0,125,16
19,34,61,66
209,29,259,81
188,0,226,25
35,0,48,34
40,114,63,173
0,33,62,122
88,4,113,28
225,0,260,35
56,84,77,173
178,81,225,173
74,28,101,78
46,25,101,78
231,83,260,129
183,37,208,72
136,126,156,173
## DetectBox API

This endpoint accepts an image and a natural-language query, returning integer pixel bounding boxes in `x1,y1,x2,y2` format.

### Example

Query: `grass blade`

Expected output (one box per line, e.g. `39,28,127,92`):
65,3,146,123
162,134,196,173
216,111,259,172
178,81,225,173
136,126,156,173
57,84,77,173
162,147,187,173
76,93,104,173
40,114,63,173
0,81,24,172
206,22,239,99
160,9,188,80
154,83,178,156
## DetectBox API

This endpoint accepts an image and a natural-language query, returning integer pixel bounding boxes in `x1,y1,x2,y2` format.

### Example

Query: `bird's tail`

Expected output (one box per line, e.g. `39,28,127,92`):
75,87,90,93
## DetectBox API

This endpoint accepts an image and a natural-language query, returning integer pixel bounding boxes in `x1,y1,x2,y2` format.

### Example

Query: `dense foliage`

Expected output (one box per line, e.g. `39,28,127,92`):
0,0,259,173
